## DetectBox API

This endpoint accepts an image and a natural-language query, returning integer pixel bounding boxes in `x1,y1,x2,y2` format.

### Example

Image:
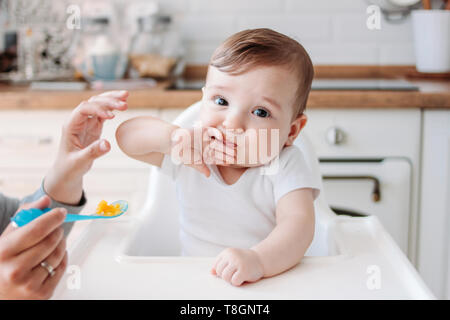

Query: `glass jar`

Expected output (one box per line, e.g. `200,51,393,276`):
73,17,128,81
129,14,184,79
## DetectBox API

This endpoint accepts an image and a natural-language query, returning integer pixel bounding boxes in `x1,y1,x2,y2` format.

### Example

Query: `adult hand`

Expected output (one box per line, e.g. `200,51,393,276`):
0,196,67,299
45,90,129,204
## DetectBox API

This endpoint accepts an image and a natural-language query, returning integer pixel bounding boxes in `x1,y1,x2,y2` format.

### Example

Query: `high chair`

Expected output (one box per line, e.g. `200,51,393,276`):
54,101,434,299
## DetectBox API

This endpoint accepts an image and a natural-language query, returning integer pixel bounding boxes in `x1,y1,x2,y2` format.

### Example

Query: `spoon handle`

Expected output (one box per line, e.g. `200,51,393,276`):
64,214,107,222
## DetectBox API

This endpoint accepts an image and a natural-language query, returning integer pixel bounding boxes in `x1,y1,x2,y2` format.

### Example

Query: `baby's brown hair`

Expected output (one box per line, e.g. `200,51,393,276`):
208,28,314,120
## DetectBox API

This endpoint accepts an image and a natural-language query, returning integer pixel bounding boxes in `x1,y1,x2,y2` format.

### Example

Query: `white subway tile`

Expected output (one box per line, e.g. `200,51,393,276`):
304,43,380,65
157,0,189,13
379,44,416,65
333,13,413,44
179,15,236,42
184,42,219,64
189,0,285,14
237,15,332,42
286,0,368,13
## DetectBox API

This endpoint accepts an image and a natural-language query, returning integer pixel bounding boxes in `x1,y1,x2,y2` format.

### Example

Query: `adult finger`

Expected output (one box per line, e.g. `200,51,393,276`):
30,237,67,285
40,252,68,300
6,227,64,283
0,195,51,239
0,208,66,258
77,139,111,162
1,195,49,238
98,90,129,101
14,227,64,275
87,96,128,112
69,98,125,127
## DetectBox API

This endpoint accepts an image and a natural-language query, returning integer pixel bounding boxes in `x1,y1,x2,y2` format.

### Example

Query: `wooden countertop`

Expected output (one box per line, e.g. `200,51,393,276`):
0,66,449,110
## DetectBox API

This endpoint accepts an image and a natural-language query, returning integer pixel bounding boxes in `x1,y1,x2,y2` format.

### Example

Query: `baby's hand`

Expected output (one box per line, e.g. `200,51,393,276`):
171,126,236,177
211,248,264,286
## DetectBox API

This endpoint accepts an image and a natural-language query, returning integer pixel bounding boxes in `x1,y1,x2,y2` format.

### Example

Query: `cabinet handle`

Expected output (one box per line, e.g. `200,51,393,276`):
326,127,346,145
0,135,53,146
38,136,53,144
322,175,381,202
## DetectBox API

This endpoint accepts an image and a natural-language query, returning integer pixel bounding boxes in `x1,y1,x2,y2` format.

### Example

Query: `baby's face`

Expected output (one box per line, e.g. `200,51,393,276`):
200,65,306,168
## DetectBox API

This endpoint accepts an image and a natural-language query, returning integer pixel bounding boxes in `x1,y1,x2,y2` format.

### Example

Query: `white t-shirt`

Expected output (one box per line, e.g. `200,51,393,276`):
157,145,321,256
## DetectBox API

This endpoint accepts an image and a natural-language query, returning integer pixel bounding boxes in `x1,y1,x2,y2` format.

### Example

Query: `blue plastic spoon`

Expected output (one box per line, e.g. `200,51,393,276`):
11,200,128,228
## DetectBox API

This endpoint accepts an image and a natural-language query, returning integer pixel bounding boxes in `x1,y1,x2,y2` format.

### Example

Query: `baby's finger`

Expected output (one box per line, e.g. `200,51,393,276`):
215,260,229,278
189,149,210,177
189,163,210,178
231,270,245,287
212,150,235,165
204,127,223,142
222,265,238,283
210,140,235,157
98,90,129,101
211,257,223,275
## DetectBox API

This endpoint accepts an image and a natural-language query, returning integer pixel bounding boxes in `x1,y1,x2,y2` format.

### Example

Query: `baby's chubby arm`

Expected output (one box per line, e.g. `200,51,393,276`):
116,116,218,177
251,188,315,277
115,116,177,167
212,188,315,286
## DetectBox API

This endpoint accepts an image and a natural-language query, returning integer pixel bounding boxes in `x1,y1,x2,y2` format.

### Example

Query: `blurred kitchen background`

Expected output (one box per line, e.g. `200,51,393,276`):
0,0,449,299
2,0,449,82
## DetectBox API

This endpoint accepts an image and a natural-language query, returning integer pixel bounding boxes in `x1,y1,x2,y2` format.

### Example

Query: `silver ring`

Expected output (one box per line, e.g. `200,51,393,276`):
40,261,56,277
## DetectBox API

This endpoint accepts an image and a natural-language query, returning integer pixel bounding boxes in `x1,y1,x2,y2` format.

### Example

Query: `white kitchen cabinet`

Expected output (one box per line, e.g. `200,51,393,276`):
304,109,422,263
418,110,450,299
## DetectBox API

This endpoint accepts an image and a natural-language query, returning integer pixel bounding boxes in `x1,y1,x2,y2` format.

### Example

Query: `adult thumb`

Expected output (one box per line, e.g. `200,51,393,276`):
2,196,52,235
80,139,111,161
18,195,51,211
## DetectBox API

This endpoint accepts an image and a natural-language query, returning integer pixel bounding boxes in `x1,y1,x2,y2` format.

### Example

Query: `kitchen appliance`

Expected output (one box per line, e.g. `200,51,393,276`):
303,108,421,259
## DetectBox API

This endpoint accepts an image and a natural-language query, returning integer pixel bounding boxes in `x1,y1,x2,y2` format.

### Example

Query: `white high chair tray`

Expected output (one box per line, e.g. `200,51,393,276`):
52,214,434,300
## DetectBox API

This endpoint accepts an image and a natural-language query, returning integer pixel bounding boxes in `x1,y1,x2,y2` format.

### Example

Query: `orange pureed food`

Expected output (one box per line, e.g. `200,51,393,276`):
96,200,121,216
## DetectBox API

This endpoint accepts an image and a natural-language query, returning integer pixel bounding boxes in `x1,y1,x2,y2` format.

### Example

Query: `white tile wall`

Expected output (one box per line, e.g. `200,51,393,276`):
159,0,418,65
8,0,419,66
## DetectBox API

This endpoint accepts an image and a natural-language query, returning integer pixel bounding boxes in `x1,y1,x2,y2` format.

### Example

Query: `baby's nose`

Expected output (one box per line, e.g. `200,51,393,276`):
222,114,244,133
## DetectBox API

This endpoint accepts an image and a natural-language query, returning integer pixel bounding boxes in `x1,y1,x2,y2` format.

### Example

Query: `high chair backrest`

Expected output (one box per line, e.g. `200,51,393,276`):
138,101,335,256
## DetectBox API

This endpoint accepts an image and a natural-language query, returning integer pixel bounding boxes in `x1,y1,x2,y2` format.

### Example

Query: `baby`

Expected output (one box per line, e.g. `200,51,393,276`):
116,28,320,286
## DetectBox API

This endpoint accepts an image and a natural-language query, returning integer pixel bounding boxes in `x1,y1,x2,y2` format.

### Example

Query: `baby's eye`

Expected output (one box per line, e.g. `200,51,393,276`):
253,108,270,118
213,96,228,106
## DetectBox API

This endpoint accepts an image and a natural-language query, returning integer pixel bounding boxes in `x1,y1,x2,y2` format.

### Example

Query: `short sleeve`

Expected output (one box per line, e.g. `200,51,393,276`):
157,153,183,181
272,146,321,205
